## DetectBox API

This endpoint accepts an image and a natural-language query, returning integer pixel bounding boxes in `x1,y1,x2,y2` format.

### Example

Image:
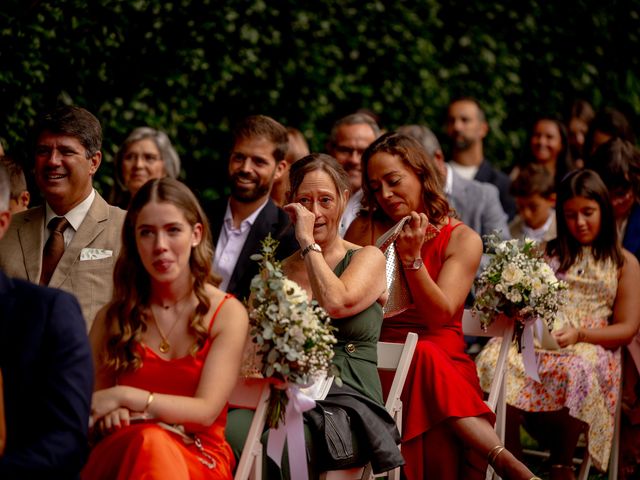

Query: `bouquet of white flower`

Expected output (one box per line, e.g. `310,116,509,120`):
249,235,339,429
473,233,567,350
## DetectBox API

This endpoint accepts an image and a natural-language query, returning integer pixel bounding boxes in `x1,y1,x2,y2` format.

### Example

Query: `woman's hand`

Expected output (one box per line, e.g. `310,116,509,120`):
95,407,132,436
90,386,125,426
283,202,316,247
396,211,429,263
553,326,580,347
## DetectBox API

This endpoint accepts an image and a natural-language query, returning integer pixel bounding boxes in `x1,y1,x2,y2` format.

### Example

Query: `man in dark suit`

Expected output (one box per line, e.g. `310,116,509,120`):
0,105,126,328
446,97,517,220
208,115,298,301
0,162,94,478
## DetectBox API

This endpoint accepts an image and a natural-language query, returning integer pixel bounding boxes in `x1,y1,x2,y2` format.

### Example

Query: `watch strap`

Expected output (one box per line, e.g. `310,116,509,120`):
404,257,423,270
300,242,322,258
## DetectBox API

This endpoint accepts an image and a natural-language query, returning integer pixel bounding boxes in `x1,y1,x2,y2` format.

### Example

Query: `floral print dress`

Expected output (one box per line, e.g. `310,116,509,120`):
475,247,621,471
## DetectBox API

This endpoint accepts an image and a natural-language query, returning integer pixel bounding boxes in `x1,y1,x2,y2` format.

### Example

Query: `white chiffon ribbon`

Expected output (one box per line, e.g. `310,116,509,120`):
266,386,316,479
520,317,543,382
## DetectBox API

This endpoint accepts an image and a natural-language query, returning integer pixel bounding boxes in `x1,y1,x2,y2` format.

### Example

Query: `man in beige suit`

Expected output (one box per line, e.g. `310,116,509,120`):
0,105,126,328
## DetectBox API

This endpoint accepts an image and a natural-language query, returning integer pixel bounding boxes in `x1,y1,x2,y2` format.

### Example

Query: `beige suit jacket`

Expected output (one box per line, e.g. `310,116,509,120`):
0,192,126,328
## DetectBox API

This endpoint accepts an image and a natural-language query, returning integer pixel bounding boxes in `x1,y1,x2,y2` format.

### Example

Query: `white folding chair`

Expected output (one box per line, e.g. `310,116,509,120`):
231,378,271,480
321,331,418,480
470,311,625,480
462,309,515,480
468,310,623,480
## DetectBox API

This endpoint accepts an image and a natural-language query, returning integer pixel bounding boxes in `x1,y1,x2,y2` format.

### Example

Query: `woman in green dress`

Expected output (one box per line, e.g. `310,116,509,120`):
278,153,402,477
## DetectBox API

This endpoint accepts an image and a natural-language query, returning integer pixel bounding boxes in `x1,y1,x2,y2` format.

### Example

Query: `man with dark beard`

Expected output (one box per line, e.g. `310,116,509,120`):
446,97,516,220
208,115,298,301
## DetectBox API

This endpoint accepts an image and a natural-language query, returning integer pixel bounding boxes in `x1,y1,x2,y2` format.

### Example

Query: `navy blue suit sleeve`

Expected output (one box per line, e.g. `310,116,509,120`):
0,289,94,478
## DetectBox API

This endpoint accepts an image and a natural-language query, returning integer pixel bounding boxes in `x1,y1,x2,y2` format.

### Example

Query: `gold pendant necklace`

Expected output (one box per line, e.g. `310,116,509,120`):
159,338,171,353
150,294,192,354
151,310,179,353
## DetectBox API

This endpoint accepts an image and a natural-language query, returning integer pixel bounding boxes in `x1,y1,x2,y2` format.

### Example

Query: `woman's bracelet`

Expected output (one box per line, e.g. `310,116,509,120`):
577,328,586,343
144,391,155,413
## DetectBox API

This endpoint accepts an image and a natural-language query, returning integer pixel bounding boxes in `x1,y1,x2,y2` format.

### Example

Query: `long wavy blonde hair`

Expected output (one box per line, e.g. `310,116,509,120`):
103,178,220,373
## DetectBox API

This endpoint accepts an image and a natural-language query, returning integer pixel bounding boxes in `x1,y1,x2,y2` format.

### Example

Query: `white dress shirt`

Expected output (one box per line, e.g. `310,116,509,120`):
339,189,363,238
213,199,269,291
44,189,96,247
449,161,479,181
444,164,454,196
522,210,555,242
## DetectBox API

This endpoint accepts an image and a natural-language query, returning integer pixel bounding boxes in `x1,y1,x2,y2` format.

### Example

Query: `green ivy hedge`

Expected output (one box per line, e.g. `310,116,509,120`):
1,0,638,200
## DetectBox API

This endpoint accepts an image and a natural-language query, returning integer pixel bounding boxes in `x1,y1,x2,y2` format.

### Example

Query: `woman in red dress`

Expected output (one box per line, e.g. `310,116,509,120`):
346,132,536,480
83,178,248,479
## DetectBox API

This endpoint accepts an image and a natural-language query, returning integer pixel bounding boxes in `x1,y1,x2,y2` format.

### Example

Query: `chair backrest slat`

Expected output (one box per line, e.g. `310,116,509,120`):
382,332,418,414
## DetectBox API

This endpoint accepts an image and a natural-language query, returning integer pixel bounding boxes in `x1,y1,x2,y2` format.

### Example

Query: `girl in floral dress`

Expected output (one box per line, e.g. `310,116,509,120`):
476,169,640,480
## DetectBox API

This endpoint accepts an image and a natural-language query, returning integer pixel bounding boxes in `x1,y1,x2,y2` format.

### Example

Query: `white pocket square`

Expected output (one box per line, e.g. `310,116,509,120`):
80,248,113,261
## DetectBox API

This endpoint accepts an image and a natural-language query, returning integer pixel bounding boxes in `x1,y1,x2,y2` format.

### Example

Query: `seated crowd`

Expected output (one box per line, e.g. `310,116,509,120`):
0,99,639,480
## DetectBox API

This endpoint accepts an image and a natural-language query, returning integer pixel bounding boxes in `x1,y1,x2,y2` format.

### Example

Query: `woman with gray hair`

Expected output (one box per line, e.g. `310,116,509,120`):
110,127,181,208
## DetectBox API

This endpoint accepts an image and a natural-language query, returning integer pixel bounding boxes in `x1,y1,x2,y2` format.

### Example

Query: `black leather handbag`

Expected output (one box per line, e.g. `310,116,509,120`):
305,404,365,469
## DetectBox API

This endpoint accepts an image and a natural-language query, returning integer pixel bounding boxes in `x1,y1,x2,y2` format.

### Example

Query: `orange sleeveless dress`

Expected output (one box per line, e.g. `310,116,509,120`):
82,295,235,480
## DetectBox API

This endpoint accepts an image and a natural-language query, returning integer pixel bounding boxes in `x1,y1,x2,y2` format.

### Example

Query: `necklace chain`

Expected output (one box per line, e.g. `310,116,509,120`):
150,294,193,354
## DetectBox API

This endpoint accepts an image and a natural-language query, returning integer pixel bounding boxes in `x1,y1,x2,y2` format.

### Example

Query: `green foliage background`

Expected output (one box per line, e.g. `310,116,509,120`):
2,0,639,200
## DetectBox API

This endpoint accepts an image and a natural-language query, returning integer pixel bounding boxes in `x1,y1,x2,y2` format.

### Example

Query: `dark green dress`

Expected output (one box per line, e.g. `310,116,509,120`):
226,249,400,478
329,249,384,405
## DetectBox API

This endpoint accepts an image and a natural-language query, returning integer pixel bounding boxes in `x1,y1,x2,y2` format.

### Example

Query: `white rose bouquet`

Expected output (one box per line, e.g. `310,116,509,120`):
473,233,567,350
249,235,339,428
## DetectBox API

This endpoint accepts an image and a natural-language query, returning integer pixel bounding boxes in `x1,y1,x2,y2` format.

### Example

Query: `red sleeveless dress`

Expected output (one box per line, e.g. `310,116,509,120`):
82,295,235,480
379,222,494,480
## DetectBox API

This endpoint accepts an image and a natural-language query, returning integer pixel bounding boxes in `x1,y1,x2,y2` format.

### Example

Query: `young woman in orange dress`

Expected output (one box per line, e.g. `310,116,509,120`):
82,178,248,479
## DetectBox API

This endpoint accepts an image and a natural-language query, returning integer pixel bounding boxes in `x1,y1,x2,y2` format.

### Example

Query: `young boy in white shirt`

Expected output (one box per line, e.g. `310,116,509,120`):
509,163,557,243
